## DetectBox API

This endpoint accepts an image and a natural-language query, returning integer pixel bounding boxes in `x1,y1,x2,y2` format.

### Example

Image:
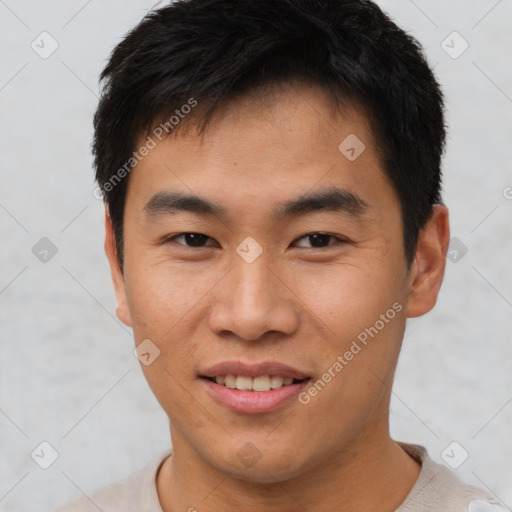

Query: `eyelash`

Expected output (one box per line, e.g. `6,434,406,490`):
163,232,348,249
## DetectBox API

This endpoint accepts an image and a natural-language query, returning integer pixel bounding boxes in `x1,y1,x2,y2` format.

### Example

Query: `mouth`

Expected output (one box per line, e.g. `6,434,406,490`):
202,375,308,391
199,361,311,414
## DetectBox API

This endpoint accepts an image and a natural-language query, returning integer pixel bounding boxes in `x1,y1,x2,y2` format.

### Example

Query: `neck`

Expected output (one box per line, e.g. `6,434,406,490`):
156,428,421,512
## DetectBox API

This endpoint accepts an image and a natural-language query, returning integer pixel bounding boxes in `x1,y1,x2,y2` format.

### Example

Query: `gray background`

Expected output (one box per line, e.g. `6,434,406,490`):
0,0,511,510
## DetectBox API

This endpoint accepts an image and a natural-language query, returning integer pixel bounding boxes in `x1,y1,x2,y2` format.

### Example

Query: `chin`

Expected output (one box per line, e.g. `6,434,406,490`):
226,462,304,485
208,445,310,485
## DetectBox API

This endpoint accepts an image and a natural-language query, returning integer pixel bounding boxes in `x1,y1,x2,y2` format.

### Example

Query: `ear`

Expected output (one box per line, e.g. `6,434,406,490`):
104,210,132,326
406,204,450,318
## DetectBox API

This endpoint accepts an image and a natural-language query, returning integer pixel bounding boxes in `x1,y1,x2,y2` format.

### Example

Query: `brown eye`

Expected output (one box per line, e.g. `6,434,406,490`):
168,233,216,247
293,233,346,248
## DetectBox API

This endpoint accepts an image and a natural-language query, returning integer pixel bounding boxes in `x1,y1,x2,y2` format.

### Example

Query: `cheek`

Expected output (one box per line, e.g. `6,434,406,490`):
287,258,402,341
125,263,209,414
123,260,221,402
288,258,407,411
123,258,212,339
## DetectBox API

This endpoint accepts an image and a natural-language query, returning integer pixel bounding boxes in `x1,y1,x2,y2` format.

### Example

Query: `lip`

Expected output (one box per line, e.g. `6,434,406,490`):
202,377,310,414
200,360,309,380
199,360,311,414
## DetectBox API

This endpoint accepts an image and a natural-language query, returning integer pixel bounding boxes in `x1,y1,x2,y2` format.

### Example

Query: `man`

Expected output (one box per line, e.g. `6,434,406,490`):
54,0,504,510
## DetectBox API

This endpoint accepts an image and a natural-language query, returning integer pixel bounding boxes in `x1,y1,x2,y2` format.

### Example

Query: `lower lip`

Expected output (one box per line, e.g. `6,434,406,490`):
201,378,310,414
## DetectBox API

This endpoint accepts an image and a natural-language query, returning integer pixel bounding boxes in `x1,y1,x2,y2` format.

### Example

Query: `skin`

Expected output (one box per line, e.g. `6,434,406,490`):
105,81,450,511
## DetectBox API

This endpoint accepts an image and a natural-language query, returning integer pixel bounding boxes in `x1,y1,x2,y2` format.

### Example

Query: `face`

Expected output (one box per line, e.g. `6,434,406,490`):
106,82,448,483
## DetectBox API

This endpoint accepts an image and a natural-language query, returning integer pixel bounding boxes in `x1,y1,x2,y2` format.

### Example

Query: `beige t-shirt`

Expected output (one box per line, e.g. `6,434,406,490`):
52,442,505,512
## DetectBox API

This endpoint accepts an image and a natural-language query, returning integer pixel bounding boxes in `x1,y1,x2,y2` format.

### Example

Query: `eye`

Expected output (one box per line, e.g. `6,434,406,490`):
165,232,217,248
164,232,347,249
293,233,347,248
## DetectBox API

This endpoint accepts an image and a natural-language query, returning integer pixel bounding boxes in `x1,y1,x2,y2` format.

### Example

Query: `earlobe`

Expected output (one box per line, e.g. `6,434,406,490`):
104,210,133,327
406,205,450,318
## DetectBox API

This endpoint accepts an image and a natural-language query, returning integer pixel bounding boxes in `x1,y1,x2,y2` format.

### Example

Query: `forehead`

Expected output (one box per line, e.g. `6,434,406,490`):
127,82,395,221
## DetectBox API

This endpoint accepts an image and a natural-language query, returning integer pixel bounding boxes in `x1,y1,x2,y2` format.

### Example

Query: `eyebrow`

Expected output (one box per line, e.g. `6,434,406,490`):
143,187,369,220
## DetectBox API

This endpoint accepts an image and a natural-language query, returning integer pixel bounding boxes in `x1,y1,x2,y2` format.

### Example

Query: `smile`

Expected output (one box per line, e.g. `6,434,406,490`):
200,361,311,413
206,375,305,392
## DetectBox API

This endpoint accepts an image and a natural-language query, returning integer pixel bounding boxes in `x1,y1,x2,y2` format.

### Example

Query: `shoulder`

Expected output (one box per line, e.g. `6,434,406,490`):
396,442,506,512
50,451,170,512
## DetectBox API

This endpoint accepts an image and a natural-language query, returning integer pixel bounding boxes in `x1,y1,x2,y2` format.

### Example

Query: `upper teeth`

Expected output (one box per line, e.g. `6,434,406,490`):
215,375,295,391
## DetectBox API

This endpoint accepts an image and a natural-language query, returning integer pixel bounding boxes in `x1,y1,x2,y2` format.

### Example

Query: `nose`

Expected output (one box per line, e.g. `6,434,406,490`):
208,256,300,342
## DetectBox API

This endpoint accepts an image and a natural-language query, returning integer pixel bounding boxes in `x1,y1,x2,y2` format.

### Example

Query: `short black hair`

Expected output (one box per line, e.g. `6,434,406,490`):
93,0,446,268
